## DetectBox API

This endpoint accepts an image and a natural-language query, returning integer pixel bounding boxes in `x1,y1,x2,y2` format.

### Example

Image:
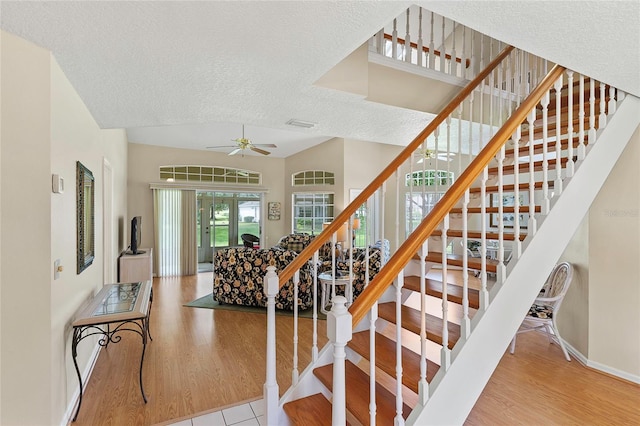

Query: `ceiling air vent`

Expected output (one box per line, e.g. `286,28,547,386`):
286,119,316,129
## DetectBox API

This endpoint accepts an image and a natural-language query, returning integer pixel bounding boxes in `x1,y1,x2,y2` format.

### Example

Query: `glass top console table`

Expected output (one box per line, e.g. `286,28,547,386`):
71,281,153,422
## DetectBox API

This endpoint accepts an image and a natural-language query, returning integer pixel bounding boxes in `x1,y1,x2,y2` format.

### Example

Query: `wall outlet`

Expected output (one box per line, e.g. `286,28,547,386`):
54,259,62,280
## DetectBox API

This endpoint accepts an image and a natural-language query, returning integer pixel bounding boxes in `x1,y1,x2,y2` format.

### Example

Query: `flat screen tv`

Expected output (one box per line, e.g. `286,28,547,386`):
129,216,145,255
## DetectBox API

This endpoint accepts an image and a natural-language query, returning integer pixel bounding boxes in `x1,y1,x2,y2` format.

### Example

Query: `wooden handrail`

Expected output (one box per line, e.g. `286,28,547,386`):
382,33,471,68
277,45,515,288
350,64,567,326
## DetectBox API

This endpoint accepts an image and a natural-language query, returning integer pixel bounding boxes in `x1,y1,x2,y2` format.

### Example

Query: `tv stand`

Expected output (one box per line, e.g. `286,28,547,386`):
125,250,146,255
119,248,152,283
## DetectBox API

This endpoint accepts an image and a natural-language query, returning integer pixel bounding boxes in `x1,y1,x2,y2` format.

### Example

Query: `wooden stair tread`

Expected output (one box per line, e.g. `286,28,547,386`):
283,393,337,426
349,331,438,392
450,205,541,214
504,137,582,157
487,157,570,175
378,302,460,349
422,252,499,273
314,361,411,424
431,229,526,241
469,181,553,194
403,275,480,310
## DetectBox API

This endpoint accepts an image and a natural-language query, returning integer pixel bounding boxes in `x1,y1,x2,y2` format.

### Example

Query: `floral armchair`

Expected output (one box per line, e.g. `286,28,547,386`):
213,246,313,311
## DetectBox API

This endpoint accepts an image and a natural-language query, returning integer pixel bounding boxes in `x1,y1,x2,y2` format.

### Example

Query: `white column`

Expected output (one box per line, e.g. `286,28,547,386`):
264,266,279,426
328,296,352,426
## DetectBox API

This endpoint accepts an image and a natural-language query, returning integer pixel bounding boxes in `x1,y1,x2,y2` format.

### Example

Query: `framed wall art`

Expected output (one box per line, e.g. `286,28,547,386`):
489,193,529,229
268,201,281,220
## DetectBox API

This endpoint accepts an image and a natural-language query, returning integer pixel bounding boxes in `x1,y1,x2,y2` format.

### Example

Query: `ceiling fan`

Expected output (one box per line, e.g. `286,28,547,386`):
206,124,277,156
415,148,455,163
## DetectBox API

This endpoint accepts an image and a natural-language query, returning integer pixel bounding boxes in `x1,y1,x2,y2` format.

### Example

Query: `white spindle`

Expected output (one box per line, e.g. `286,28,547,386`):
461,25,467,79
450,23,458,76
589,78,596,144
496,145,506,283
554,75,563,194
527,108,538,235
417,8,424,67
461,190,471,339
369,303,378,425
291,271,300,385
578,74,586,160
469,27,475,79
375,29,384,55
418,241,429,403
440,214,451,370
328,296,351,426
428,12,435,70
440,15,446,73
599,81,607,129
264,266,279,426
312,251,319,361
392,18,398,60
608,85,617,115
512,126,522,260
404,8,411,63
394,273,405,425
541,89,550,215
479,167,489,310
566,70,575,177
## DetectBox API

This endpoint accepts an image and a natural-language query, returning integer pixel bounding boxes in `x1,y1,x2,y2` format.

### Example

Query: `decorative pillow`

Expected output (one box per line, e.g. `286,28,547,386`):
287,241,305,253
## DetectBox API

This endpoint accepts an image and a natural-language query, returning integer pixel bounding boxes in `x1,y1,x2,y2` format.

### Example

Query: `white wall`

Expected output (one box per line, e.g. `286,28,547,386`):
1,30,129,425
127,143,287,259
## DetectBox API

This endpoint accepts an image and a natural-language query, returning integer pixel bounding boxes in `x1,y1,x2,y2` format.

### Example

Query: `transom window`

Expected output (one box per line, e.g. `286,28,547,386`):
292,170,335,186
405,170,454,187
159,165,261,185
292,193,334,234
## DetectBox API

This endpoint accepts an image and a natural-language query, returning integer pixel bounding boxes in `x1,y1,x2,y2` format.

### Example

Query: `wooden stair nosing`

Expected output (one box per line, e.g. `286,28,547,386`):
469,181,553,194
431,229,526,241
349,331,439,393
403,275,480,310
504,137,581,158
487,156,570,175
283,393,336,426
314,361,412,424
421,252,499,274
377,302,461,349
450,205,541,214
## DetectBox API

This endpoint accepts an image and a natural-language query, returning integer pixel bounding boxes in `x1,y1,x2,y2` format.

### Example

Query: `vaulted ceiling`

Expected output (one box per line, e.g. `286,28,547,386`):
1,1,638,158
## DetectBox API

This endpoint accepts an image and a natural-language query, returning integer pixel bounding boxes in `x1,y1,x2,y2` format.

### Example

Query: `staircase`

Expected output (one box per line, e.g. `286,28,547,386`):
267,26,639,426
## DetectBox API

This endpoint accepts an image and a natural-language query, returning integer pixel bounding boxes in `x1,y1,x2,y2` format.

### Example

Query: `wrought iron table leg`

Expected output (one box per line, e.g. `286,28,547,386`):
139,319,148,403
71,328,83,422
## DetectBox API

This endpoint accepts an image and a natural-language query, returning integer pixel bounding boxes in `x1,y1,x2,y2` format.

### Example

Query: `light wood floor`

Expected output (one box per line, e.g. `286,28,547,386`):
71,273,639,425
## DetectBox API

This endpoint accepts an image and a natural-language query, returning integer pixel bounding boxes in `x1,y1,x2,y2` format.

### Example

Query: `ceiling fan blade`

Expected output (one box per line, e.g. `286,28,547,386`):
206,145,238,149
250,146,271,156
252,143,277,148
228,148,242,156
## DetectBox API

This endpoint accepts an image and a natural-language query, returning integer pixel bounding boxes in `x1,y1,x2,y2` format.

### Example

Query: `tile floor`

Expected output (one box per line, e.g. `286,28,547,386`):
167,399,264,426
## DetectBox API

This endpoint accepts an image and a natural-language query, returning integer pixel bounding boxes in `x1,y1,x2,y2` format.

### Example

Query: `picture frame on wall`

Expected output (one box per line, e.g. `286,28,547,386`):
268,201,281,220
489,193,529,229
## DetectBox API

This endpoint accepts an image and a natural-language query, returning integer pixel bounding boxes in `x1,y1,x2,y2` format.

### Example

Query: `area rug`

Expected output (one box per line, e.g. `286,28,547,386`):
184,293,326,320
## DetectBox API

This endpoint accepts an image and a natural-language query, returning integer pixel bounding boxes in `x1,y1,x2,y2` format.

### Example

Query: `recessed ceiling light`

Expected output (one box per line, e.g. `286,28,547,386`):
286,119,316,128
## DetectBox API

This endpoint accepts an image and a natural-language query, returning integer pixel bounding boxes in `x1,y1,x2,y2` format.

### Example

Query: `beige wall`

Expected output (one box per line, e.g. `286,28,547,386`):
1,31,129,425
127,143,287,256
587,125,640,376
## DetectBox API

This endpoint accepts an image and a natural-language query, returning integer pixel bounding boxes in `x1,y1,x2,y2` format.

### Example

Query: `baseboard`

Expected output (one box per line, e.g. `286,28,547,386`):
563,340,640,384
61,341,102,426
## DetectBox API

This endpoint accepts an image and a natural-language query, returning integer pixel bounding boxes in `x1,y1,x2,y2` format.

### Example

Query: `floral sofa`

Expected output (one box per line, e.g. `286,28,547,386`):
212,234,316,310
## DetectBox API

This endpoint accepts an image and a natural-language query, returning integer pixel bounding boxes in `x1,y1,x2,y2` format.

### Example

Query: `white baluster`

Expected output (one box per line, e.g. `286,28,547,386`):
404,8,411,63
566,70,575,177
328,296,351,426
440,15,446,73
375,29,384,55
369,302,378,425
461,25,467,79
599,81,607,129
541,89,551,215
440,214,451,370
312,251,319,361
512,127,522,260
578,74,586,160
264,266,279,426
394,273,405,425
392,18,398,60
554,75,563,194
292,270,300,385
588,78,596,144
608,85,617,115
479,167,489,310
461,190,471,339
446,116,452,184
450,23,458,76
417,8,424,67
527,108,538,235
428,12,435,70
468,88,475,164
418,241,429,404
468,27,475,79
496,145,506,284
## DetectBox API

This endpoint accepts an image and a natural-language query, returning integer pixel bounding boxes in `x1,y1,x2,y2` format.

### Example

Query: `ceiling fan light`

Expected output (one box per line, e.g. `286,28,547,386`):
286,119,316,128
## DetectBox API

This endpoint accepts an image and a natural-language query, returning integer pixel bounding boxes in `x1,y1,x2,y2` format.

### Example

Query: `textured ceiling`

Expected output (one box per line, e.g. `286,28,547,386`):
1,1,638,158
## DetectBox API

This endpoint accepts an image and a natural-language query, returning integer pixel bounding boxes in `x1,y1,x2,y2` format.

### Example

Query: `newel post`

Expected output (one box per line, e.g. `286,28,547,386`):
264,266,279,425
328,295,352,426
